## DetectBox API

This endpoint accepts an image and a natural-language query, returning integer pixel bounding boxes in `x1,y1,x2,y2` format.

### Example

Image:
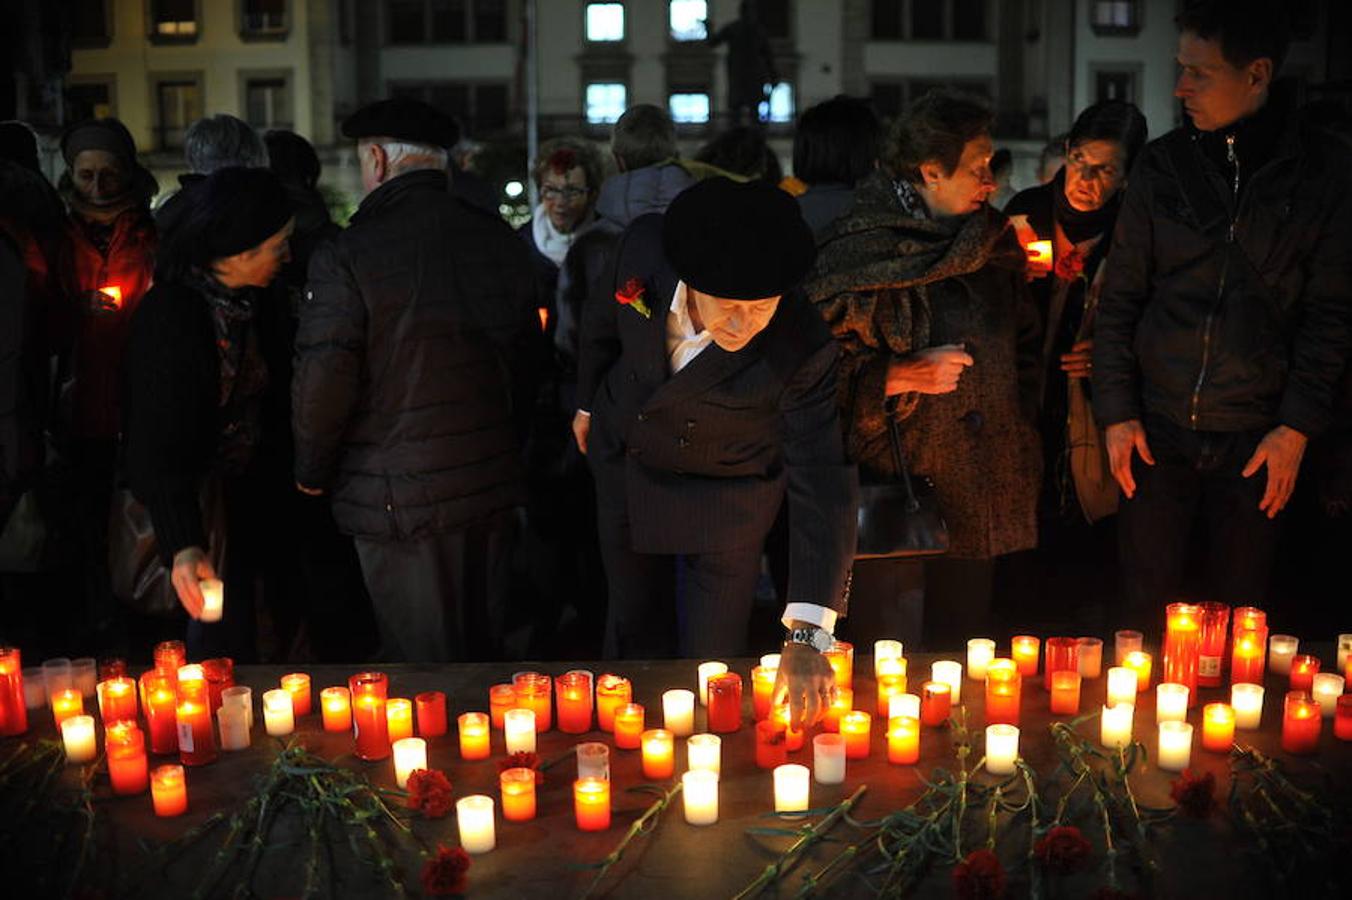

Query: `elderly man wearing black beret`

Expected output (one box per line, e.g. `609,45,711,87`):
576,177,858,728
292,98,540,662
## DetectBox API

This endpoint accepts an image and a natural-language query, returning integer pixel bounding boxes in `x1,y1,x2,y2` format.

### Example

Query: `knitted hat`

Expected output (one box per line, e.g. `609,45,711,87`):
61,118,139,168
662,177,816,300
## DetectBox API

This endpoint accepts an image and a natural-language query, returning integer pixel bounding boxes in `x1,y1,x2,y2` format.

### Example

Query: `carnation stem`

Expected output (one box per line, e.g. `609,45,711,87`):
580,781,685,899
732,784,867,900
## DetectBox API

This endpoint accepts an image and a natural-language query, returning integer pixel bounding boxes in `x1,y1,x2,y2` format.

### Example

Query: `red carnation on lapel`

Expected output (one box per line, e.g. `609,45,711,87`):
615,277,652,318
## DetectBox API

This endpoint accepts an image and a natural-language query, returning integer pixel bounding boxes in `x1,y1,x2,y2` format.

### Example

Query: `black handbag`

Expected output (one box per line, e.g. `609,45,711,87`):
855,406,949,559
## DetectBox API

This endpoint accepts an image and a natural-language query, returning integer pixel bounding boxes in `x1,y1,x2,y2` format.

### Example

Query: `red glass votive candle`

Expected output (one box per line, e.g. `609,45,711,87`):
920,681,952,727
755,720,789,769
1281,691,1321,755
840,710,872,759
887,715,920,764
280,673,312,717
97,657,127,682
822,687,852,732
751,666,776,721
141,671,178,754
0,647,28,736
595,674,631,732
984,659,1021,726
321,686,352,732
151,764,188,817
613,703,644,749
1163,603,1202,706
350,672,391,761
106,722,149,795
1231,627,1267,686
175,676,217,767
824,641,853,691
458,712,491,760
706,672,743,734
488,684,515,729
1197,602,1230,687
513,673,553,732
770,704,804,751
1289,655,1320,693
97,676,138,724
1335,694,1352,741
1044,637,1079,691
1011,636,1040,678
153,641,186,678
1049,670,1081,716
574,777,610,831
415,691,448,737
555,672,593,734
201,658,234,715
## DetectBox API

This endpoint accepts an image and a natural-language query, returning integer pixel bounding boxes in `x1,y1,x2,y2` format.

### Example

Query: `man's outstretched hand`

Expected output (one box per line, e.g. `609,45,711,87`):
771,636,837,732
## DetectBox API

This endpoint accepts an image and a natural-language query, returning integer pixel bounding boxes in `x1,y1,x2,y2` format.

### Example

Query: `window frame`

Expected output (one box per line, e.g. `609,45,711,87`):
384,0,509,46
239,0,291,42
146,0,202,45
151,71,205,151
583,81,628,126
1089,62,1143,105
64,75,118,123
584,1,627,44
385,79,513,138
868,0,989,42
1088,0,1142,37
240,68,295,132
668,0,709,43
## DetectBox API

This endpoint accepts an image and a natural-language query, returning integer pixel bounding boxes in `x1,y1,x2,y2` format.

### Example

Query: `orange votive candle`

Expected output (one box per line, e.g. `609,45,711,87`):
97,676,138,724
1231,630,1267,685
1163,603,1202,706
1044,637,1080,691
106,722,149,795
350,672,390,761
51,688,84,728
416,691,448,738
141,671,178,754
151,764,187,817
824,641,853,691
1289,655,1320,693
574,776,611,831
840,710,872,759
321,687,352,732
877,673,907,717
613,703,644,749
458,712,491,760
1049,670,1082,716
0,646,28,736
488,684,516,729
280,673,312,717
752,666,776,721
887,715,920,765
770,704,805,751
500,766,537,821
555,673,593,734
755,719,789,769
386,698,414,744
1335,694,1352,741
822,687,853,732
641,728,675,779
1124,651,1153,693
1202,702,1236,753
1011,636,1040,678
595,674,632,732
920,681,951,727
175,677,217,767
985,659,1021,726
513,673,553,732
1282,691,1321,754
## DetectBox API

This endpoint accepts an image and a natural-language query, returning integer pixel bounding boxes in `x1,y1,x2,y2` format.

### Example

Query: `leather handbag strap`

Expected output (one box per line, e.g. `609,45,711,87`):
884,397,921,512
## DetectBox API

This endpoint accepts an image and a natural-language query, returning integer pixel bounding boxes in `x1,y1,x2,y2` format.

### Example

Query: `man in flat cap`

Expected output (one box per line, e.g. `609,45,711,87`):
292,98,540,662
575,177,858,728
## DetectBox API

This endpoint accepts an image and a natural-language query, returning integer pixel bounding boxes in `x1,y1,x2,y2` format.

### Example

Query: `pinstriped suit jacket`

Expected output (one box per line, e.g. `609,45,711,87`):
578,214,858,613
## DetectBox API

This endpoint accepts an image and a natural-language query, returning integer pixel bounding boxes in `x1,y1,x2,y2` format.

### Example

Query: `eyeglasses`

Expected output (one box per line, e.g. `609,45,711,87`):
1067,149,1120,182
541,186,590,201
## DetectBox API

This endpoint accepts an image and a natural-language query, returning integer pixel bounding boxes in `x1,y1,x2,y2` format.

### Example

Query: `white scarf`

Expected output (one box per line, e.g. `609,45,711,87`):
531,203,586,266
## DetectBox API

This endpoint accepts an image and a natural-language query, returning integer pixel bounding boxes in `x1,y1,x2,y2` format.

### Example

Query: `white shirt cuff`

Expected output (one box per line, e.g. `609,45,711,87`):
577,409,591,417
782,603,837,634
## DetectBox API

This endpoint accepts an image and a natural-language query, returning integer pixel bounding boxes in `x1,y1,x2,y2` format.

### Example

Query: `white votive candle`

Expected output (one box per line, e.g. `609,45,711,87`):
70,658,97,698
1107,667,1138,707
682,769,719,825
42,657,73,695
812,733,846,784
198,578,224,623
221,685,253,730
217,705,250,751
1338,634,1352,674
773,763,810,816
889,693,921,720
1155,683,1189,723
504,708,536,754
1077,637,1104,678
1268,635,1299,675
687,733,721,774
932,660,963,704
984,724,1019,775
393,737,427,789
1101,703,1134,749
1157,721,1193,772
1313,673,1345,717
662,689,695,737
1231,683,1264,730
760,654,781,670
698,661,728,706
456,795,496,854
22,667,45,708
61,714,97,764
577,741,610,780
1114,630,1143,666
262,689,294,736
966,639,996,681
875,640,904,664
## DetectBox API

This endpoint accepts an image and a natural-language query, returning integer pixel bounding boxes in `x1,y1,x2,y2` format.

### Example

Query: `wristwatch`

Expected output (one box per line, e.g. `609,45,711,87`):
785,626,834,653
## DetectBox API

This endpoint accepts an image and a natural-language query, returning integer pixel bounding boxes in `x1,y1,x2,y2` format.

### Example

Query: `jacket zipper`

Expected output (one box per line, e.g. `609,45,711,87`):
1188,133,1240,428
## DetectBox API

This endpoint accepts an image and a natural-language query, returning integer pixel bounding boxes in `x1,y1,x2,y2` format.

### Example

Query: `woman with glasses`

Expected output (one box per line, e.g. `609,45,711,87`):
519,136,604,319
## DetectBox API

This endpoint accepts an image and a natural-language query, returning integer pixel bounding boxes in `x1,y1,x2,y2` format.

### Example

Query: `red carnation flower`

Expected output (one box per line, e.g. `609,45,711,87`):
1034,825,1093,875
421,844,471,896
1169,768,1217,818
406,768,454,819
497,751,545,785
1054,247,1087,282
952,848,1007,899
616,277,644,305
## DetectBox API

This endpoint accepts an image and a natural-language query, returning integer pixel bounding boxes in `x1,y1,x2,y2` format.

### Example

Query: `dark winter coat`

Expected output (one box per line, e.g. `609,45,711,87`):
805,172,1043,559
292,169,539,540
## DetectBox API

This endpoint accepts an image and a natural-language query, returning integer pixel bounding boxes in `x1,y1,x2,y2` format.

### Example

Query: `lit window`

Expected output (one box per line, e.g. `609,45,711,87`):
586,83,627,124
586,3,624,41
1093,1,1135,28
669,93,710,124
759,82,794,123
670,0,707,41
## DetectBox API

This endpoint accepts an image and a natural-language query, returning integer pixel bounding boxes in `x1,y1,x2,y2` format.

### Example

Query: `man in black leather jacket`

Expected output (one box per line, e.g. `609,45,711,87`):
1092,1,1352,624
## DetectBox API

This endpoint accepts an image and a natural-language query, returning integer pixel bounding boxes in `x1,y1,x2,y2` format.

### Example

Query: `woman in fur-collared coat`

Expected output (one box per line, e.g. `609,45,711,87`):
804,90,1042,649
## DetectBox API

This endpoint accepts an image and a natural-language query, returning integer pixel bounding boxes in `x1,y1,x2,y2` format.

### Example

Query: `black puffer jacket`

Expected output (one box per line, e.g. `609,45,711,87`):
1093,102,1352,437
292,169,539,539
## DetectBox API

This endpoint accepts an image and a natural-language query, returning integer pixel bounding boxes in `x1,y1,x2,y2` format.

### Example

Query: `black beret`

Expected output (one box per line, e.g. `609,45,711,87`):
341,98,461,149
186,167,293,261
662,177,816,300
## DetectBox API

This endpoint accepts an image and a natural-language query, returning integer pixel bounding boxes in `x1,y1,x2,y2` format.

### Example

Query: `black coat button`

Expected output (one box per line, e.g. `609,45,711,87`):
960,410,984,432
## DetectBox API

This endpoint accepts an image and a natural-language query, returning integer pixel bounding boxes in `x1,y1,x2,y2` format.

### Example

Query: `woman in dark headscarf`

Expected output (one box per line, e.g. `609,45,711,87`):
804,90,1041,649
122,167,292,659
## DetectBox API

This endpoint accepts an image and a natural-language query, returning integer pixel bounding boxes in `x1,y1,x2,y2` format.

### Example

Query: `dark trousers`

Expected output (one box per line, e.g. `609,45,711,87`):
354,511,516,663
1117,415,1279,629
841,556,992,651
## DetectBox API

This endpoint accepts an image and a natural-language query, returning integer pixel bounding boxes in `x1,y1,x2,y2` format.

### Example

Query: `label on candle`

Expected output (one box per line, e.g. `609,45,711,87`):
1199,656,1220,678
177,721,194,753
